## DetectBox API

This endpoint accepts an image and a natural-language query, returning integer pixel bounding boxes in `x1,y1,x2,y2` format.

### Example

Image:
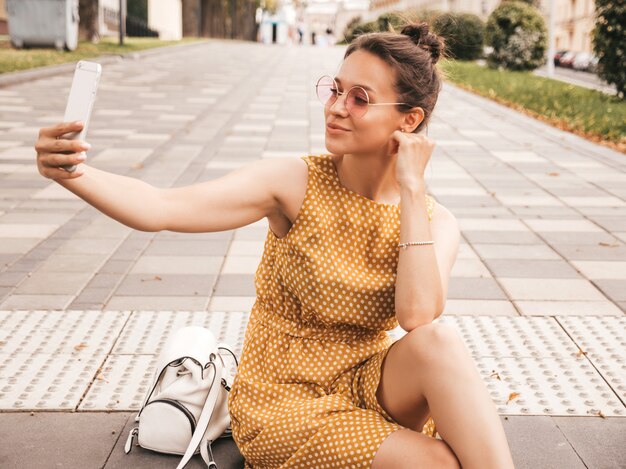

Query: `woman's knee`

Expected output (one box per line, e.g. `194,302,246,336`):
403,322,466,362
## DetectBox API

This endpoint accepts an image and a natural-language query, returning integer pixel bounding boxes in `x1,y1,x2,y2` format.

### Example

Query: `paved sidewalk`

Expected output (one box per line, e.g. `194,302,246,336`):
0,39,624,468
533,65,617,95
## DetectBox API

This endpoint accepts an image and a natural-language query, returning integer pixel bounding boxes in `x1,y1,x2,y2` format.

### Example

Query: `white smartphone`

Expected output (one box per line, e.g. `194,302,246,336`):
60,60,102,172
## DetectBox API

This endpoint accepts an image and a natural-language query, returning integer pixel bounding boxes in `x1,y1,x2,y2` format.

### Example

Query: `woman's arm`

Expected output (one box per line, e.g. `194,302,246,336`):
394,185,460,331
36,121,281,233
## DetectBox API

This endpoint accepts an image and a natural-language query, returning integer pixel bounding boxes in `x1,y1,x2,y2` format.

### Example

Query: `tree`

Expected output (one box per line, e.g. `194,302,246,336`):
78,0,99,42
592,0,625,98
486,1,547,70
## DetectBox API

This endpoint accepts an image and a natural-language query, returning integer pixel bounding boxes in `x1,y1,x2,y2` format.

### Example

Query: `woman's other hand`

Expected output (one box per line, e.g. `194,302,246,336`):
35,121,91,180
389,130,435,190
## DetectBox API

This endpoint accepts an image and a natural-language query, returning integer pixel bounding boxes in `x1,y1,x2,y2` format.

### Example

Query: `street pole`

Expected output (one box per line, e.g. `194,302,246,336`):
119,0,126,46
231,0,236,39
547,0,555,77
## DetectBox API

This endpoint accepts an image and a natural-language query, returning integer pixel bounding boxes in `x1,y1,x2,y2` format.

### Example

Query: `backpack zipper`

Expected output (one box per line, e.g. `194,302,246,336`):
146,398,197,434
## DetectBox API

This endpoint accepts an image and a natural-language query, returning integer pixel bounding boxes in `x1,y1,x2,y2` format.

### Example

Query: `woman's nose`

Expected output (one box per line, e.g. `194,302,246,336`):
328,91,350,116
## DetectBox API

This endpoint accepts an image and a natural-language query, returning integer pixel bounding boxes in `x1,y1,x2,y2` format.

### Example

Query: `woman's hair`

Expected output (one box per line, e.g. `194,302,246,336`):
344,20,445,133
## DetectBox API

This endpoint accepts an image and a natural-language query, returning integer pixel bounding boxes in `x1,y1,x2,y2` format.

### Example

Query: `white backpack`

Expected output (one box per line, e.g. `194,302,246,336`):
124,326,238,468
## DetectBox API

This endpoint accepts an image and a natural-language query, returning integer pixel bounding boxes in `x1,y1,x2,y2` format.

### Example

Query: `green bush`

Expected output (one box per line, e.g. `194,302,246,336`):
341,19,379,43
592,0,625,98
340,16,362,44
409,8,444,26
377,11,414,32
486,1,547,71
433,12,484,60
340,9,444,44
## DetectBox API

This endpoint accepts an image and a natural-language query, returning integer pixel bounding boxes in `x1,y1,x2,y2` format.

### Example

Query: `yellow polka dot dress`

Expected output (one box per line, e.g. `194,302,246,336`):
227,153,437,468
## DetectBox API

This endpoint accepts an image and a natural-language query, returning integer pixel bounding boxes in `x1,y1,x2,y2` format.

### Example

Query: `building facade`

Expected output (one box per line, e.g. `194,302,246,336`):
0,0,7,35
147,0,182,40
553,0,595,52
304,0,369,45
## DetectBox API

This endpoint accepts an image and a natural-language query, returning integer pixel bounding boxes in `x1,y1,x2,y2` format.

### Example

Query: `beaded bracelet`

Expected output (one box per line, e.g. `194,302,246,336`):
398,241,434,249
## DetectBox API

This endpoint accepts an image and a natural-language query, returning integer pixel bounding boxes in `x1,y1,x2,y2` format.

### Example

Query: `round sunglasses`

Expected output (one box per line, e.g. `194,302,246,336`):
315,75,411,118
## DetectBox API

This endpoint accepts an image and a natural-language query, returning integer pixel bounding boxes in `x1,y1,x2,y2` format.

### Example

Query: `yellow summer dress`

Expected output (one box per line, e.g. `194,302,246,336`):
227,153,437,468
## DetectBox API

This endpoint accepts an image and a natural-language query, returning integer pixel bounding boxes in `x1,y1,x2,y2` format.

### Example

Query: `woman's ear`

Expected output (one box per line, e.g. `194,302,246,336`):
404,107,425,132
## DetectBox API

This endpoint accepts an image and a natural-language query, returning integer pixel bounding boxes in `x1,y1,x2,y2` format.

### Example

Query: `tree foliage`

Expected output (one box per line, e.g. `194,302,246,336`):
485,1,547,70
433,12,485,60
592,0,625,98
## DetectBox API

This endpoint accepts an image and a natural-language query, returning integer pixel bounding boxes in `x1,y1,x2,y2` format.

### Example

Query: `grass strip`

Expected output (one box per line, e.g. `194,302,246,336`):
0,36,206,75
439,59,625,153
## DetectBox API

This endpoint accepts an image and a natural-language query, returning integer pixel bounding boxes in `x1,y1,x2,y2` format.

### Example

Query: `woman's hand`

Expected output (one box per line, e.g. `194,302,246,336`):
389,130,435,189
35,121,91,180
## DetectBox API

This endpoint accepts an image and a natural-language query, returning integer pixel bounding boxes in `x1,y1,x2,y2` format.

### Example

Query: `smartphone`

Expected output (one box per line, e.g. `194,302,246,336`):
60,60,102,172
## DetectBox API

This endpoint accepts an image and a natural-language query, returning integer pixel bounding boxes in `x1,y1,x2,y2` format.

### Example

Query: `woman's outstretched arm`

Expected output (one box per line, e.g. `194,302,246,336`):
35,121,282,233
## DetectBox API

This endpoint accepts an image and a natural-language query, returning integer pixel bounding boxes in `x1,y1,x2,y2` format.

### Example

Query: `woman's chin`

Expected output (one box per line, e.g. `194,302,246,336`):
325,140,348,154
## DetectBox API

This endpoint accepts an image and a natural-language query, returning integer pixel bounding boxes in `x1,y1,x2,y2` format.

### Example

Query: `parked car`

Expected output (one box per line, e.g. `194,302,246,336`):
559,51,577,68
587,55,599,73
573,52,594,71
554,50,569,66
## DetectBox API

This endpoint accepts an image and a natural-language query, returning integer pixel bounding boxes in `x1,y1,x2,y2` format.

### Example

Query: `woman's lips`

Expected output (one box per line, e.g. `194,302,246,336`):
326,124,350,134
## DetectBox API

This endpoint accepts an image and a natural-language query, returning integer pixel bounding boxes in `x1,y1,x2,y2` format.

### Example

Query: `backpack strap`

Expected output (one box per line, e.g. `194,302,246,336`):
200,439,217,469
134,362,170,422
175,359,222,469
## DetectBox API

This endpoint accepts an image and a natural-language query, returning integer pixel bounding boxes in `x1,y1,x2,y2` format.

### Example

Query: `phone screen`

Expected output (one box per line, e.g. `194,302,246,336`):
60,61,101,171
63,61,101,141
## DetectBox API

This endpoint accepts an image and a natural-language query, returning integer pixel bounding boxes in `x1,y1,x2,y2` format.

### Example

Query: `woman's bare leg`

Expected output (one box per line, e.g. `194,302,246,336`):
371,427,460,469
374,322,515,469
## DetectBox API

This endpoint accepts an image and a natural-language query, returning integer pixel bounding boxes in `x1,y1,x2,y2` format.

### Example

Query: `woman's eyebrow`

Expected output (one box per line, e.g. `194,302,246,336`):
334,77,376,93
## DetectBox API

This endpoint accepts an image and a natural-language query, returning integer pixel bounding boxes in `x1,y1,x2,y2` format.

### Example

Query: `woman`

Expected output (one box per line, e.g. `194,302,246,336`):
34,21,515,469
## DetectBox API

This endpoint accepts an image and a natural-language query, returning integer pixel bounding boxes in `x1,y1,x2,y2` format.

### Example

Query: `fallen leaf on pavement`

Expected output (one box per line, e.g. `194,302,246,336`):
506,392,520,404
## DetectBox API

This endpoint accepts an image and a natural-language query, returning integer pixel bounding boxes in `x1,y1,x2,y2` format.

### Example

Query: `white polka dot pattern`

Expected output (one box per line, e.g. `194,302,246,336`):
227,154,437,468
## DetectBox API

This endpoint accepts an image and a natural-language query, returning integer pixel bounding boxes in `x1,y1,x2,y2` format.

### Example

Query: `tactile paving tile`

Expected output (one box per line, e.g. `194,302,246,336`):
0,353,106,410
388,316,580,358
0,310,131,355
80,311,248,410
78,354,157,411
0,310,130,410
477,357,624,416
112,310,249,356
556,315,626,405
4,312,626,416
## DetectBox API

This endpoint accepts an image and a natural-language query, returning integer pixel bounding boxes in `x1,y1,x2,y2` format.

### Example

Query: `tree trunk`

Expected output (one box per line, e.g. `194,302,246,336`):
78,0,99,42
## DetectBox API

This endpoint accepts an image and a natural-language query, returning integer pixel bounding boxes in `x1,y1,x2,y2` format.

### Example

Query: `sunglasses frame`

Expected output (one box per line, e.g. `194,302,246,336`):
315,75,412,117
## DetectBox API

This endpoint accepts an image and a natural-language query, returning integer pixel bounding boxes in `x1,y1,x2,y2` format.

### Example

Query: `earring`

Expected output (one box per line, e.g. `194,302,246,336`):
400,129,405,132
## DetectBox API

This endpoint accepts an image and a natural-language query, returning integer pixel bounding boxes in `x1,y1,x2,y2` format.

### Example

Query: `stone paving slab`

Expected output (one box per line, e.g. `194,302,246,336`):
1,412,624,469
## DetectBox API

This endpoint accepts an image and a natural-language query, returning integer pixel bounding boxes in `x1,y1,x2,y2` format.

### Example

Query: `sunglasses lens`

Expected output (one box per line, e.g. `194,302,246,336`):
346,87,368,117
316,76,369,117
316,76,336,106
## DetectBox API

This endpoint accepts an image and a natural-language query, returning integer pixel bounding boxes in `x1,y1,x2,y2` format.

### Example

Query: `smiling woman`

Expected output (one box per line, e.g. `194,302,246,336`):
32,15,510,469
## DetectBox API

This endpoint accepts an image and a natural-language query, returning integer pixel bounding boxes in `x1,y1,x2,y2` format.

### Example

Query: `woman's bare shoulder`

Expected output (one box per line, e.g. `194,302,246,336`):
272,156,309,200
265,156,310,234
430,198,458,229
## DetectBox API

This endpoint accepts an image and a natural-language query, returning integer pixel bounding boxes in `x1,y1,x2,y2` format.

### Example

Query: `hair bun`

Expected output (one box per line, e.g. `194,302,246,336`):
400,22,443,64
